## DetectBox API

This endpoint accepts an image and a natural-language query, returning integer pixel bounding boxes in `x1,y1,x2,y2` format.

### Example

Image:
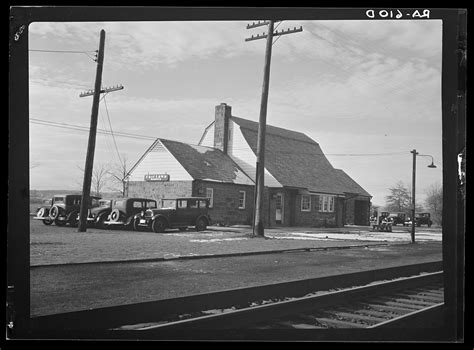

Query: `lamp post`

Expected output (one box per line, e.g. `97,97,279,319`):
410,149,437,243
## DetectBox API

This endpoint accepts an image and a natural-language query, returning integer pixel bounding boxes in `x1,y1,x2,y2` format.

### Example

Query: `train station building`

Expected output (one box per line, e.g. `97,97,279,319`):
126,103,372,227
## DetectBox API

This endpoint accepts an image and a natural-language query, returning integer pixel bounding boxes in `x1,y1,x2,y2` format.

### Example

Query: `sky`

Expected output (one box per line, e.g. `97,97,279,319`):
28,19,443,208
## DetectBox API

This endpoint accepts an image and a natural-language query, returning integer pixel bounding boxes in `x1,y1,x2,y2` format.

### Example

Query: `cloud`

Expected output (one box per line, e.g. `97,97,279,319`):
27,19,442,196
28,20,441,75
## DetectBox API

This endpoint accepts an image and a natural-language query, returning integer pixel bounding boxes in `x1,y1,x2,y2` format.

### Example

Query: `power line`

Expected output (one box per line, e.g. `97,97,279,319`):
29,48,98,62
102,94,123,168
98,101,121,165
29,118,156,141
29,49,97,53
30,118,414,158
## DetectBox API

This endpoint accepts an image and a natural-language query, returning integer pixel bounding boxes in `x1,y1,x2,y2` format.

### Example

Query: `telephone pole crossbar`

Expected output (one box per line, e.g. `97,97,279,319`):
245,26,303,42
246,20,282,29
80,84,124,97
246,20,302,237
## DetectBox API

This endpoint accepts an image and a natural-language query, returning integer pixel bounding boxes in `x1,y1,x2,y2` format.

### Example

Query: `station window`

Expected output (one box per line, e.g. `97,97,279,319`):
319,195,335,212
238,191,246,209
301,195,311,211
206,188,214,208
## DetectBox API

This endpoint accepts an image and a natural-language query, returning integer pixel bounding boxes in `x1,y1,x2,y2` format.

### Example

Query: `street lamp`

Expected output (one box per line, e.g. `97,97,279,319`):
410,149,437,243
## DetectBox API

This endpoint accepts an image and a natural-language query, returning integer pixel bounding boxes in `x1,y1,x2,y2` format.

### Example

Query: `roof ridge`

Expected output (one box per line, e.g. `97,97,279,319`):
231,115,318,145
159,137,215,150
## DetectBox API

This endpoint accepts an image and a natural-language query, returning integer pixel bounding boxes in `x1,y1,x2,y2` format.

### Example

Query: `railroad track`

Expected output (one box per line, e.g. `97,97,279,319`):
127,271,443,331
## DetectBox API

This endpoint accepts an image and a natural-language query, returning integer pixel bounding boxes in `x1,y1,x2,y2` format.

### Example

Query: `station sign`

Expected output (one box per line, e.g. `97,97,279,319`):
144,173,170,182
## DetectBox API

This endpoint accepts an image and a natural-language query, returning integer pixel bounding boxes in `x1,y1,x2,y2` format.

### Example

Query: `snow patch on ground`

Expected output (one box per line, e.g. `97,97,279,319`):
189,237,249,243
267,231,441,242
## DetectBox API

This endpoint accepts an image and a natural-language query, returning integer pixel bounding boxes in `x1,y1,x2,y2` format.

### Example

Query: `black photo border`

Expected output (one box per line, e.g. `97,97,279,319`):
8,6,467,343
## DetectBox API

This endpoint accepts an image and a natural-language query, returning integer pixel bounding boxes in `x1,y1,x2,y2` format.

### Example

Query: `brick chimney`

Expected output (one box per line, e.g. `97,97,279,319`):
214,103,231,154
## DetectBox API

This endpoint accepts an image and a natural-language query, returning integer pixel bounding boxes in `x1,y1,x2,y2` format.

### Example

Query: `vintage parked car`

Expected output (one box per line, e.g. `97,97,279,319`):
103,197,158,229
370,210,393,232
34,194,101,226
387,212,407,226
79,199,114,229
134,197,211,233
404,212,433,227
33,198,53,225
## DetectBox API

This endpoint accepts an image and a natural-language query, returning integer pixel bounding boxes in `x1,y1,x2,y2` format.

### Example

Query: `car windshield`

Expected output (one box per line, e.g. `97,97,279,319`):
99,200,111,207
160,199,176,209
114,200,125,208
53,196,65,204
147,201,157,208
90,198,101,208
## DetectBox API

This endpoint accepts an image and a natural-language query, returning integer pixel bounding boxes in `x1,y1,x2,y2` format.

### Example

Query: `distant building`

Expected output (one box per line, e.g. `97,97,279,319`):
126,103,371,227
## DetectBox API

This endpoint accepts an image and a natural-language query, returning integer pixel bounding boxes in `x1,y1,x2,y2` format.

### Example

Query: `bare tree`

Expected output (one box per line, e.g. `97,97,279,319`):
385,181,424,213
106,155,130,197
385,181,411,212
76,163,110,197
425,182,443,226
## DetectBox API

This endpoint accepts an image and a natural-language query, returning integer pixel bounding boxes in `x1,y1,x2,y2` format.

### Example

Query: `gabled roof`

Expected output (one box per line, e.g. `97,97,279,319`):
231,116,315,144
333,169,372,197
159,139,254,185
231,116,371,197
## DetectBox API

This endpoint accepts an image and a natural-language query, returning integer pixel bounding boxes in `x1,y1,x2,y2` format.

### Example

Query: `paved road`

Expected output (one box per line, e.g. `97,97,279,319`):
31,241,442,317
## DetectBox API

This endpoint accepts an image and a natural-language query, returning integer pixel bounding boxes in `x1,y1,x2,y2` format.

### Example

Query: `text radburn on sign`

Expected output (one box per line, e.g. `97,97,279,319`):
144,174,170,182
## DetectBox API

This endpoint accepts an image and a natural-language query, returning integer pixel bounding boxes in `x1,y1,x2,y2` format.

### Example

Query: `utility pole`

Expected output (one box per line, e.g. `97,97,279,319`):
77,29,106,232
411,149,418,243
77,32,124,232
246,20,303,236
410,150,436,243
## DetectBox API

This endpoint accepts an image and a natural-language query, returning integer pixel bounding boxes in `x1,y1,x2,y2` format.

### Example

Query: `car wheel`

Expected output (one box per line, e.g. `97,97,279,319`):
133,218,145,231
109,209,121,222
37,207,46,217
96,214,108,229
152,218,166,233
55,218,67,227
49,205,60,220
69,215,78,227
195,218,207,231
42,218,53,225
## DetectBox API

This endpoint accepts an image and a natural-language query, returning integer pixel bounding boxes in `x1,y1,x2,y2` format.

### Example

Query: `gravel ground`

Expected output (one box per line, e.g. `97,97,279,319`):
29,218,441,266
31,241,442,316
29,218,442,317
